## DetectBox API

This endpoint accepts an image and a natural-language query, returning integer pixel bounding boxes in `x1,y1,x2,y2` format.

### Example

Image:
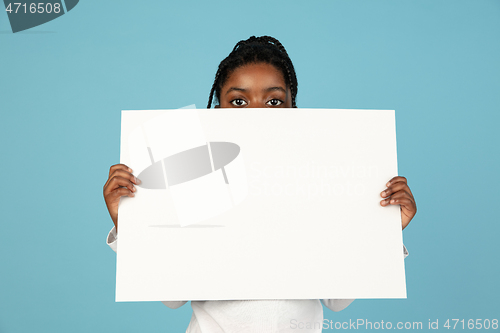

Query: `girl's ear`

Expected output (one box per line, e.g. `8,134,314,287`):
214,105,220,109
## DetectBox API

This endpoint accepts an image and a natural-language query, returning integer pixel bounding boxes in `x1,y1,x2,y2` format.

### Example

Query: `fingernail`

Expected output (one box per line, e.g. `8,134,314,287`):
391,199,396,204
381,191,387,197
386,182,391,187
128,168,133,173
136,177,142,185
132,186,136,192
130,192,135,197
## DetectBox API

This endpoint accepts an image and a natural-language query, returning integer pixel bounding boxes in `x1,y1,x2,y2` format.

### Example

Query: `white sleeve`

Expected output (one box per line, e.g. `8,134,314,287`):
321,299,355,312
106,226,118,253
403,244,409,259
322,244,409,312
161,301,188,309
106,226,188,309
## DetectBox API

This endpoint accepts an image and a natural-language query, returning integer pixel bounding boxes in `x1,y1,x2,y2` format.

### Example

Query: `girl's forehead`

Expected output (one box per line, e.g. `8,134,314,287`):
224,62,286,87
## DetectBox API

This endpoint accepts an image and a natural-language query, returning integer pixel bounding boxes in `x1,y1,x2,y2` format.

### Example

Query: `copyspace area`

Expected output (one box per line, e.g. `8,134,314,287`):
1,1,498,332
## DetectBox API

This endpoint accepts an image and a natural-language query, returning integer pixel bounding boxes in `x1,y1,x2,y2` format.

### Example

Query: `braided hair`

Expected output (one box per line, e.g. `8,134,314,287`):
207,36,298,108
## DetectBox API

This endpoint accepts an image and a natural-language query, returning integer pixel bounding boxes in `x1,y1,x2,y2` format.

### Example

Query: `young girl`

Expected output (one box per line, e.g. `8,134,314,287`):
103,36,417,333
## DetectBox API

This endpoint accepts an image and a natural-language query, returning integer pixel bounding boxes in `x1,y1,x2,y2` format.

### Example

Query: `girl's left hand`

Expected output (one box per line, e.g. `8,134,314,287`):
380,176,417,230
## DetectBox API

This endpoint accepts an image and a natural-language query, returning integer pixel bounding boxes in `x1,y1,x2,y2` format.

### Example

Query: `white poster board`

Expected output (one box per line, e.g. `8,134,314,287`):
116,108,406,302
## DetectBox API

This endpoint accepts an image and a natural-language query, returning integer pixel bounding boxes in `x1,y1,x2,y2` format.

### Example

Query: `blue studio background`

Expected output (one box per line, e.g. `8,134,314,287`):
1,1,499,332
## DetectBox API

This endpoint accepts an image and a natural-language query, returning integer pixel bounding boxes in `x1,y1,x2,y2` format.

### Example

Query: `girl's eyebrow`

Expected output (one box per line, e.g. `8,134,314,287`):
225,86,286,95
264,87,286,93
225,87,246,95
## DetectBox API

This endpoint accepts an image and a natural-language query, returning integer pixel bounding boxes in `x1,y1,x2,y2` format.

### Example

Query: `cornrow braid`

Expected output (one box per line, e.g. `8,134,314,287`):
207,36,298,108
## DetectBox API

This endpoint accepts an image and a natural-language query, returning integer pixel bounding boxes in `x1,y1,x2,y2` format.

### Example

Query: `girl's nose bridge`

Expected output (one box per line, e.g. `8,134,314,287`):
248,95,265,108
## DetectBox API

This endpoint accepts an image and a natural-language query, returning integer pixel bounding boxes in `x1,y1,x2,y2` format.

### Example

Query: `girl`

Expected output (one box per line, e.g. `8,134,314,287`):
103,36,417,333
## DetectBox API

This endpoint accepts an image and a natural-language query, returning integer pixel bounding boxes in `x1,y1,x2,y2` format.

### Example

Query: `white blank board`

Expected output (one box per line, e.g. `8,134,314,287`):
116,108,406,301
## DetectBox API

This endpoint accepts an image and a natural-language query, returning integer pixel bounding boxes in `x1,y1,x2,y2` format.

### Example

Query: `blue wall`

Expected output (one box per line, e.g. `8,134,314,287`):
1,1,499,332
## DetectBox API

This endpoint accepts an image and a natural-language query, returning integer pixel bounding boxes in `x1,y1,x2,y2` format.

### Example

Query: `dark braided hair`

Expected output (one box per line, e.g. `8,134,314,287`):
207,36,298,108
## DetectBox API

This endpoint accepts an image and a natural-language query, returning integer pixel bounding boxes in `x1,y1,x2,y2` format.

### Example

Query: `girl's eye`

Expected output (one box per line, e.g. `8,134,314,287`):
266,99,283,107
230,99,247,107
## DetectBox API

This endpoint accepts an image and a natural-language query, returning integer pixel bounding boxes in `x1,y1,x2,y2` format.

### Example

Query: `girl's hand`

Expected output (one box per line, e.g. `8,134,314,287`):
103,164,141,232
380,176,416,230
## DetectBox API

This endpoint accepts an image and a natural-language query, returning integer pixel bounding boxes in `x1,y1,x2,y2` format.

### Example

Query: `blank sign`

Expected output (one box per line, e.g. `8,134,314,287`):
117,108,406,302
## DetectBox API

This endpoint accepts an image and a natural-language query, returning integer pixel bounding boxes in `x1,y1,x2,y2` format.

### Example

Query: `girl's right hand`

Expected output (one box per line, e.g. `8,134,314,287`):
103,164,141,232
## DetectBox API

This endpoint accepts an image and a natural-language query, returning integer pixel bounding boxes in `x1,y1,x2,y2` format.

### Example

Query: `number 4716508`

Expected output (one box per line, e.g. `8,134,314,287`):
444,319,498,330
5,3,61,14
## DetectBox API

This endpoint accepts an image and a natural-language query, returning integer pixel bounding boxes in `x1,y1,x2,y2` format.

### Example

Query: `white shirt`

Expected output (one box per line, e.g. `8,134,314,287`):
107,226,408,332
